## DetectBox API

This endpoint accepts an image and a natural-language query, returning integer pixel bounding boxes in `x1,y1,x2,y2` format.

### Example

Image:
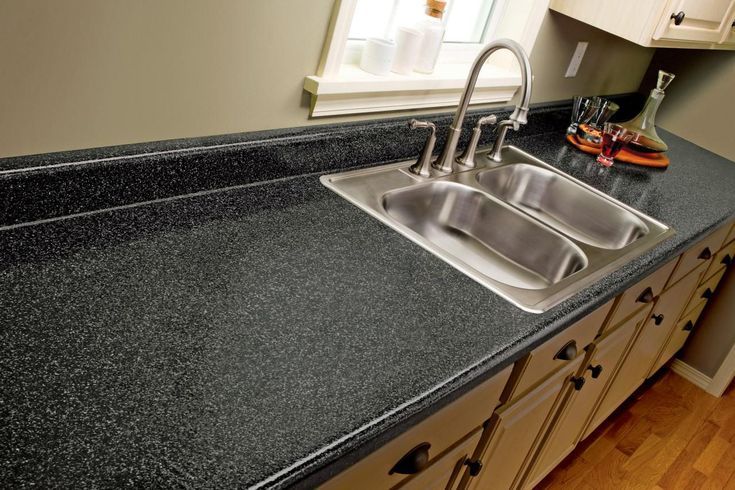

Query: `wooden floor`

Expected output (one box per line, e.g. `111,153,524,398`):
538,370,735,489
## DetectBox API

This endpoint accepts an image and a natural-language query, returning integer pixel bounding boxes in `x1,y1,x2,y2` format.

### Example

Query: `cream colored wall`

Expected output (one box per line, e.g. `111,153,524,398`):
640,49,735,162
0,2,654,158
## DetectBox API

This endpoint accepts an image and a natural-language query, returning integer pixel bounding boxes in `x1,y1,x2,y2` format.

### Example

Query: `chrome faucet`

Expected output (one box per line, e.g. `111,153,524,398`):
431,38,533,173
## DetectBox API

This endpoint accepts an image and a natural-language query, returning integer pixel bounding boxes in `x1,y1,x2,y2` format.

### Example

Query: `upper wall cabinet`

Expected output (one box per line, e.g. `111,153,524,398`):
549,0,735,49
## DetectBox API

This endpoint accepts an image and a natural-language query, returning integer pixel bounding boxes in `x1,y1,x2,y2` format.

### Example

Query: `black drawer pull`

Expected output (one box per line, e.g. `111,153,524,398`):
702,288,713,299
722,254,732,266
465,458,483,477
390,443,431,475
671,11,685,25
683,321,694,332
699,247,712,260
554,340,578,361
587,364,603,379
571,376,586,391
651,313,665,326
637,287,654,304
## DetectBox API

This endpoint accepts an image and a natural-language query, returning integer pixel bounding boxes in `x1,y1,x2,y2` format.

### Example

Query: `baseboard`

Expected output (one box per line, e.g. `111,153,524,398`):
670,359,714,392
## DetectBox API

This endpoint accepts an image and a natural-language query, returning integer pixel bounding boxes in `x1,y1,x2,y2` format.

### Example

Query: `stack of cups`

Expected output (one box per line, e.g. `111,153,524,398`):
391,27,424,75
359,38,397,76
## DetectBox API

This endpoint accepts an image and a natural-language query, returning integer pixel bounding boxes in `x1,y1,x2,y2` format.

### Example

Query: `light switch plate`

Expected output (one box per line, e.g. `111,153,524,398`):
565,42,588,78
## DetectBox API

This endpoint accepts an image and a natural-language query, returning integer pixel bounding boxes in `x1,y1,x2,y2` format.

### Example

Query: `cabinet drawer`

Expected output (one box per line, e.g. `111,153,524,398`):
667,226,730,287
604,258,677,332
684,267,728,316
396,429,482,490
656,300,708,371
320,365,512,490
703,238,735,282
505,300,613,402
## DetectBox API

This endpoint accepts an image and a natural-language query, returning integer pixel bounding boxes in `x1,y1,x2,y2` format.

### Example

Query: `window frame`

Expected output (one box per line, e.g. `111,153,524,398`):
304,0,550,117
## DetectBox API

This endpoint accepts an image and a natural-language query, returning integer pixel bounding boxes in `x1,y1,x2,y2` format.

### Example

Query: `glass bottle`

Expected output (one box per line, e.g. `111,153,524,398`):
414,0,447,74
620,70,675,154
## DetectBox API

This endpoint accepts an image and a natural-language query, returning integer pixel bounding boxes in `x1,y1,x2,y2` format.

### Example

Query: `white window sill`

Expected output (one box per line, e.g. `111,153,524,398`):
304,63,522,117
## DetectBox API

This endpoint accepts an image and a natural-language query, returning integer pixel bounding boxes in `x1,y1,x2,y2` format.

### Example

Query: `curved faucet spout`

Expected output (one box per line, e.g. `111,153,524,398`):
433,38,533,172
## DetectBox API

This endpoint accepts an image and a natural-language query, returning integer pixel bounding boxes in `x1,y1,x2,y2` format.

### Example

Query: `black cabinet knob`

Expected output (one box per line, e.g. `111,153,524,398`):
652,313,665,326
587,364,604,379
683,321,694,332
465,458,483,477
702,288,713,299
722,254,732,266
571,376,586,391
671,11,685,25
390,443,431,475
555,340,578,361
637,287,654,304
699,247,712,260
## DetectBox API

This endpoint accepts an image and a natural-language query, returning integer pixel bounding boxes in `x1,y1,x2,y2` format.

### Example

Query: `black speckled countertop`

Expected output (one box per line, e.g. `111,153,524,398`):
2,117,734,488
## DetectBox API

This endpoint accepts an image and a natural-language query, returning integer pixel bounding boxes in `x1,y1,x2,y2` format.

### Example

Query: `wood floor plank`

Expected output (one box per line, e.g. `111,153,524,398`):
622,432,665,474
693,434,731,476
570,448,629,490
615,416,654,456
703,441,735,489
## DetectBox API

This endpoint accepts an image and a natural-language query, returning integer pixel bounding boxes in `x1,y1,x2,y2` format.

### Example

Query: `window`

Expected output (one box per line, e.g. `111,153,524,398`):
347,0,496,44
304,0,550,117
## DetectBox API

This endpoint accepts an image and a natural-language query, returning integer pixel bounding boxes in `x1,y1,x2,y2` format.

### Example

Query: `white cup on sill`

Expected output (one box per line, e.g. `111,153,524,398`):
359,38,396,76
392,27,424,75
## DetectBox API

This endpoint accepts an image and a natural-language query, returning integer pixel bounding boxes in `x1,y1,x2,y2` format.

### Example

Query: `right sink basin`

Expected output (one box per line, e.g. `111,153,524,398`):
475,163,649,250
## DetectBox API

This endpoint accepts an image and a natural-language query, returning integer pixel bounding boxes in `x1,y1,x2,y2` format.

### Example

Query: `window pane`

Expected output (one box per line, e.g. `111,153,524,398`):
444,0,495,43
348,0,495,44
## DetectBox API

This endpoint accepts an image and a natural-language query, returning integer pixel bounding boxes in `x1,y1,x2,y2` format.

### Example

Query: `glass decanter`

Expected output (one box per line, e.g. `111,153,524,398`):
620,70,675,154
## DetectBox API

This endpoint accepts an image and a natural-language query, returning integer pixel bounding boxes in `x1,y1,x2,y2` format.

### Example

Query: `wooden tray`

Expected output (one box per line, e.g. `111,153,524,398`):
566,134,669,168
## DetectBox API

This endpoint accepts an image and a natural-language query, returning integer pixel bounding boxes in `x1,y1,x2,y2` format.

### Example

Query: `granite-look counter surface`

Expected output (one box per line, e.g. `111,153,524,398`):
2,127,734,489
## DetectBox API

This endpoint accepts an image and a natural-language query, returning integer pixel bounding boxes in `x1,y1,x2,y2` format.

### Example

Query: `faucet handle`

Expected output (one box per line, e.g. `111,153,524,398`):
457,115,497,168
408,119,437,178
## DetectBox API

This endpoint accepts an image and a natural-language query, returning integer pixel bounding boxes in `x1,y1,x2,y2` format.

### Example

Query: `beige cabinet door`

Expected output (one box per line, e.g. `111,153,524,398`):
654,0,735,43
524,315,639,488
583,305,652,437
656,300,708,370
647,264,708,376
465,357,584,490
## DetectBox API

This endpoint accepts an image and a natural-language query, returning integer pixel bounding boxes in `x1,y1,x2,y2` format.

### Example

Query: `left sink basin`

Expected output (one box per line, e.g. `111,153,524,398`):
382,181,587,290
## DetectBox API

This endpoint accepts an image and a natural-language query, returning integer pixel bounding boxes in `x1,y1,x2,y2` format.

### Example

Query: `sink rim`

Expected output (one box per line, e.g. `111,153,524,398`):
320,145,674,313
381,179,590,290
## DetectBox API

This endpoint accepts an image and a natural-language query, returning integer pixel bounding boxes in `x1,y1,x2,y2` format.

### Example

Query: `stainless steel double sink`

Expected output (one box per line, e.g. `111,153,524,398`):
321,146,673,312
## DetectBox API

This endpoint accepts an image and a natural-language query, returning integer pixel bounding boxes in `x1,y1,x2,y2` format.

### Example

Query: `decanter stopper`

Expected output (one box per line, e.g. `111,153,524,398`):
656,70,675,92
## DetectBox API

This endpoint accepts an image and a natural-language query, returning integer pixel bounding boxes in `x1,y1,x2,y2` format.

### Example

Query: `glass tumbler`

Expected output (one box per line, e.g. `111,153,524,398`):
567,96,600,135
597,123,633,167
